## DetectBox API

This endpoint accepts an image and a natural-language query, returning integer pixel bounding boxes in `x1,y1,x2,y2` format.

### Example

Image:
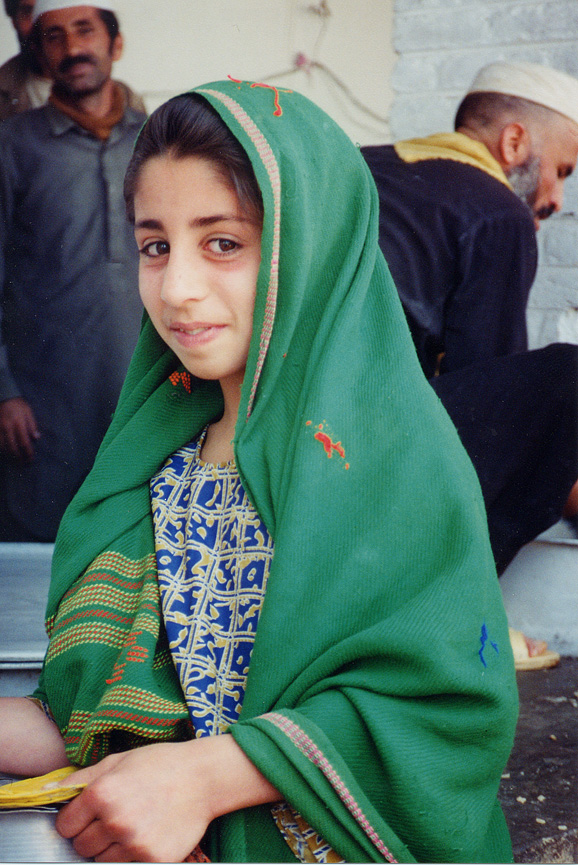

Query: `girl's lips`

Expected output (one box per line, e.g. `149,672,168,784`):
169,323,226,346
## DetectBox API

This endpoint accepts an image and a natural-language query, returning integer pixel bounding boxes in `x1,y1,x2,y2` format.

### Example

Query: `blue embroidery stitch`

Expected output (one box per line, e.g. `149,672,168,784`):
479,623,499,667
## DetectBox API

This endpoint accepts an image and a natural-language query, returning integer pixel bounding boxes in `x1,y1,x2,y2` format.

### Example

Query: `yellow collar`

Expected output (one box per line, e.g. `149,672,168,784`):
394,132,512,189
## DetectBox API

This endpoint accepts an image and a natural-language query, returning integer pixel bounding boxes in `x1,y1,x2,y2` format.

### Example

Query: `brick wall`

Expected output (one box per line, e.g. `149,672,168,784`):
391,0,578,348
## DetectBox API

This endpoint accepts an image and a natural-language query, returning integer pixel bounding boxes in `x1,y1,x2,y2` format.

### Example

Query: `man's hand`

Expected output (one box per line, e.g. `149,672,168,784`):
0,397,40,461
55,734,280,862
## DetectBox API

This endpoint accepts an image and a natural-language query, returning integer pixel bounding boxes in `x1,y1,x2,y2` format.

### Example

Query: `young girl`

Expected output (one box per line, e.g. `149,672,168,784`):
0,80,518,863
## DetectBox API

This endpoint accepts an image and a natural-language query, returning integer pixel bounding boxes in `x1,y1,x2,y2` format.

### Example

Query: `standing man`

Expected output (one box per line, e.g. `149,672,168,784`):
0,0,50,120
0,0,146,541
362,61,578,594
0,0,145,121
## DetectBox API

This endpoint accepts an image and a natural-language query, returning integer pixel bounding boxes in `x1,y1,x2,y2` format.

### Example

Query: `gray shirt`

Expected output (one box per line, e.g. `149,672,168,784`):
0,101,146,539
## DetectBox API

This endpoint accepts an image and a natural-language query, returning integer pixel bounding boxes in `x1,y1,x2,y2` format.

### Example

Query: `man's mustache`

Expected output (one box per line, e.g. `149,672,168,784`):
58,54,96,74
536,204,556,221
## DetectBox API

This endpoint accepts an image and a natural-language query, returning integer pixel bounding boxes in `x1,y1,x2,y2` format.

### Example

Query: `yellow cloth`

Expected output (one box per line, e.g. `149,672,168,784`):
0,766,84,808
394,132,512,188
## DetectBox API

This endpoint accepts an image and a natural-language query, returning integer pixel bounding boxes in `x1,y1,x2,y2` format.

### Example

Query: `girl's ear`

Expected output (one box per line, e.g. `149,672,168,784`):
498,122,532,168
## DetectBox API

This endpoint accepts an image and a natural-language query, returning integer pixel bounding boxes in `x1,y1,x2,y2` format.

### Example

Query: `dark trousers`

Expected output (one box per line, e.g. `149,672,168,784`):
431,343,578,574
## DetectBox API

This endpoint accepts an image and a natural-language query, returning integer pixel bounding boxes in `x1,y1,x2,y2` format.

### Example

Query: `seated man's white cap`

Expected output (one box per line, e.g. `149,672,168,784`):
32,0,117,23
468,61,578,128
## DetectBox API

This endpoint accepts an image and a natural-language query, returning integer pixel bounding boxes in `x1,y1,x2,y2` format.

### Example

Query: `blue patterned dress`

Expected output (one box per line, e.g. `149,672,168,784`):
150,428,274,736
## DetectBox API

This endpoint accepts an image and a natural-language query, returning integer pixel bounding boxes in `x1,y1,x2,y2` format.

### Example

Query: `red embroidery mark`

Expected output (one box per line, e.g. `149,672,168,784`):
126,649,148,663
250,82,290,116
106,632,147,683
314,431,345,459
308,421,350,469
169,370,192,393
106,662,125,685
227,75,292,116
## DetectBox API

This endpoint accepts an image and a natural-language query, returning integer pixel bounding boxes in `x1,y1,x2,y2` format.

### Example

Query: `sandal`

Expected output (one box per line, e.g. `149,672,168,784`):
509,628,560,671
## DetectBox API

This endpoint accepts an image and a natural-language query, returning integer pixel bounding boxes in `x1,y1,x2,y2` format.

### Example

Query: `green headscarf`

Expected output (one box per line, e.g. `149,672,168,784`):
36,79,517,863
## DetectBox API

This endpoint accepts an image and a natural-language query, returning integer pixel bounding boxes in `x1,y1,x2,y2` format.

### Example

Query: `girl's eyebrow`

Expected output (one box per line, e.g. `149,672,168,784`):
134,214,251,231
195,214,252,227
134,218,163,231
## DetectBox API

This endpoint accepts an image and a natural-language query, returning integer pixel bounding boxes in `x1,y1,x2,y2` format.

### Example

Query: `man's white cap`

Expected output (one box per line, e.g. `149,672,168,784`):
32,0,117,23
468,61,578,128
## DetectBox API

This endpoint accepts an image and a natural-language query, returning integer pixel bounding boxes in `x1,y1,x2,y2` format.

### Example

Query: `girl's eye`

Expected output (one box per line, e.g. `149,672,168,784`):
140,240,169,258
207,238,239,255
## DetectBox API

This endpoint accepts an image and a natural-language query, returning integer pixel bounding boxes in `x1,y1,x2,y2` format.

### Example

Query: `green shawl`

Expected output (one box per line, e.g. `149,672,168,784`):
35,79,518,863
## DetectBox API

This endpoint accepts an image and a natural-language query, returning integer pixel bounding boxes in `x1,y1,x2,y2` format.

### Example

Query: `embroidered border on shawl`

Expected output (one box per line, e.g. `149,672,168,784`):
262,712,399,864
45,551,159,658
66,685,191,765
195,87,281,418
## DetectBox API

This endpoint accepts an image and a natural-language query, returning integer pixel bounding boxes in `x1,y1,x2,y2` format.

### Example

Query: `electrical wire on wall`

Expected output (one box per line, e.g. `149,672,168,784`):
260,1,389,133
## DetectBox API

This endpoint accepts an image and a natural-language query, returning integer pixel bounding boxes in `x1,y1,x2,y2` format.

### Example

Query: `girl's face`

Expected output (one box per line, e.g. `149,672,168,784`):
134,154,262,392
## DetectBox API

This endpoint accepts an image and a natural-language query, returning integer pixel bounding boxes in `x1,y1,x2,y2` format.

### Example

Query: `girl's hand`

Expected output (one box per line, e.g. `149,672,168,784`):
55,742,212,862
55,734,280,862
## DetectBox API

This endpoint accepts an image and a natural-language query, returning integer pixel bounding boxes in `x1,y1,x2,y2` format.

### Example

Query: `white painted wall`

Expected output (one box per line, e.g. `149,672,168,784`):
0,0,395,145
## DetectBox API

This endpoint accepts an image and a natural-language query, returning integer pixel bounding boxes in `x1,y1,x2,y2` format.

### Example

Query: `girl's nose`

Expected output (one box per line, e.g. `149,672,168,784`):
160,253,208,306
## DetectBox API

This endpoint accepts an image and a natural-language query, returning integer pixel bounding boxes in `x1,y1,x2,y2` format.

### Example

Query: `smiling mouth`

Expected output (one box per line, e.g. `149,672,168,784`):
169,323,226,344
173,325,218,334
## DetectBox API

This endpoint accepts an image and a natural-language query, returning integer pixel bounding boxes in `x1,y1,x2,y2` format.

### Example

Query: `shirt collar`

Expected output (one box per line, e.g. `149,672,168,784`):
45,96,142,140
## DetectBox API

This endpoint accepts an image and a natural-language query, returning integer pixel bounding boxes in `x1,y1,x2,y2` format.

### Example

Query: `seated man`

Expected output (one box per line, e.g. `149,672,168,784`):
363,62,578,666
363,60,578,378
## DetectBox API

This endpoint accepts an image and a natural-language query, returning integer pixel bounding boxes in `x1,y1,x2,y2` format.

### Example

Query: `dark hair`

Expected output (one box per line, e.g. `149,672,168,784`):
30,8,120,51
454,90,555,132
4,0,18,17
124,94,264,225
98,9,119,42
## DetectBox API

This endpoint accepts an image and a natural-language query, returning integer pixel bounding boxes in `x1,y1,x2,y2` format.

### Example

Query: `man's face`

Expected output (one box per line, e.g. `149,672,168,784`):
38,5,122,98
510,116,578,229
11,0,35,47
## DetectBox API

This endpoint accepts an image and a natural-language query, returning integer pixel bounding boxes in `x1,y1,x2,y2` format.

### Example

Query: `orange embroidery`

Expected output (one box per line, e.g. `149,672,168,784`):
227,76,292,116
169,371,192,393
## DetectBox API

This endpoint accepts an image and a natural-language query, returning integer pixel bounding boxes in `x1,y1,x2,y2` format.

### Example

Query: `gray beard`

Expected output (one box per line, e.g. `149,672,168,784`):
508,155,541,210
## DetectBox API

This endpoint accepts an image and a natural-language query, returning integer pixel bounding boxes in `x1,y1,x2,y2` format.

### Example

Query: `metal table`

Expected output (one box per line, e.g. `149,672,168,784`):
0,775,87,862
0,543,53,696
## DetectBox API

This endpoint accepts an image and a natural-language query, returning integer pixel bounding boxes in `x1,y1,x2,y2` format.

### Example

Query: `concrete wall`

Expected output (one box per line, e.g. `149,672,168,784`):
391,0,578,349
0,1,395,146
